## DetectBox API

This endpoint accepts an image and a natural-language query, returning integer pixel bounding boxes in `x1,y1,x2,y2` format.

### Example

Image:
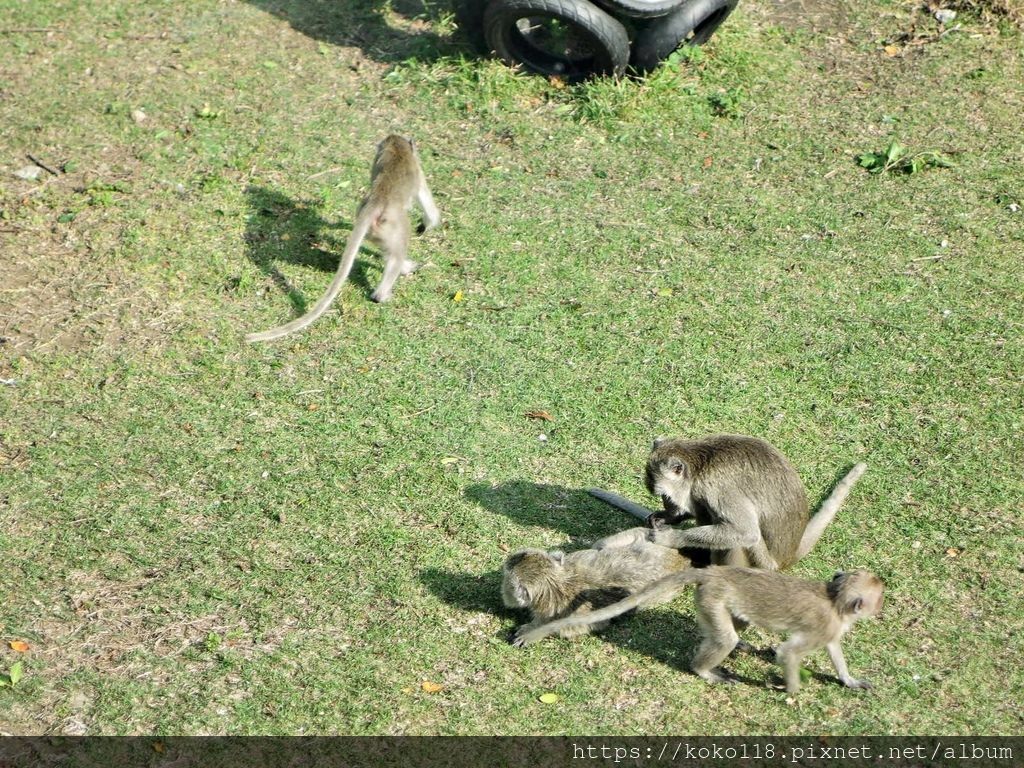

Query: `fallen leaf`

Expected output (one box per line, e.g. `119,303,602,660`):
524,410,553,422
421,681,443,693
307,404,319,411
539,693,559,704
884,45,900,56
453,290,464,302
9,641,29,653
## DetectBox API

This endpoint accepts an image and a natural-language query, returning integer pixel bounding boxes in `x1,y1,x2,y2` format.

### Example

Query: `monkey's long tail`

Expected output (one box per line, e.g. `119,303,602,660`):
245,214,373,343
511,568,707,647
586,487,655,522
796,462,868,559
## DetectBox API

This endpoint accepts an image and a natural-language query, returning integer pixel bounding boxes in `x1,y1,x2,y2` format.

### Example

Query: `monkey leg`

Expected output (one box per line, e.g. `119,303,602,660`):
690,600,740,685
591,527,649,550
370,217,412,303
775,634,819,693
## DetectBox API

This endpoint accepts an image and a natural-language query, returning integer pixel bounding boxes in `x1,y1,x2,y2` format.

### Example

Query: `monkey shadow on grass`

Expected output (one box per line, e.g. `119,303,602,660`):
245,186,381,315
462,480,650,543
416,565,701,667
421,564,766,683
240,0,459,65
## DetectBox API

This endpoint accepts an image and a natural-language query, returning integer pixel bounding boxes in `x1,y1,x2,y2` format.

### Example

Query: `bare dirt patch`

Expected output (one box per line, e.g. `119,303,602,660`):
756,0,852,34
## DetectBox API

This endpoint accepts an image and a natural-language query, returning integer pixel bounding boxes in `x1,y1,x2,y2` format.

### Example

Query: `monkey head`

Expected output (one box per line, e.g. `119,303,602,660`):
501,549,564,609
829,570,885,620
645,438,696,524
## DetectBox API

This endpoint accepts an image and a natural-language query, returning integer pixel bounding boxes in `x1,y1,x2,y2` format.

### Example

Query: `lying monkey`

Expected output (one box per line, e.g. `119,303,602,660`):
501,527,692,640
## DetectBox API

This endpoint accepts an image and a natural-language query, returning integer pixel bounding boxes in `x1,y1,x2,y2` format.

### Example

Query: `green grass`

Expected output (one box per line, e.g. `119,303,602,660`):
1,0,1022,736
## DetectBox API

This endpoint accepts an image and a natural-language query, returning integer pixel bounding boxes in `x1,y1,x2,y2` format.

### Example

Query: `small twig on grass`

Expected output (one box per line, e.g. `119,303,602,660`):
910,253,947,262
26,154,59,177
307,167,347,180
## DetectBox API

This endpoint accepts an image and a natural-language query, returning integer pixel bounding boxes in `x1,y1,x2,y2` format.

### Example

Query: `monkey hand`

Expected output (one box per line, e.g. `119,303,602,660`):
646,527,685,549
842,677,873,690
509,625,543,648
645,514,668,531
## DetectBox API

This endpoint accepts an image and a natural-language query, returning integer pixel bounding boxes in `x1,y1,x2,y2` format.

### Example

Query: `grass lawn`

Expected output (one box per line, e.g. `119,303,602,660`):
1,0,1022,735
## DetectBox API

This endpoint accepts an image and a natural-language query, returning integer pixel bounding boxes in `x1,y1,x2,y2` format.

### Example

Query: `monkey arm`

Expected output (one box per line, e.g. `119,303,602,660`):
649,514,762,551
826,640,872,689
416,181,441,231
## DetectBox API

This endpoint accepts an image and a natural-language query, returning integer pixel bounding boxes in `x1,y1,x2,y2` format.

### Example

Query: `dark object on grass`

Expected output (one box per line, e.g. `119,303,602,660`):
456,0,738,78
453,0,490,53
483,0,631,81
631,0,740,73
592,0,687,18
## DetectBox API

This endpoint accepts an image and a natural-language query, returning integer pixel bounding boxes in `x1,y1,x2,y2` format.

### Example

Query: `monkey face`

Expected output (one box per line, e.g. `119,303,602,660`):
646,454,694,520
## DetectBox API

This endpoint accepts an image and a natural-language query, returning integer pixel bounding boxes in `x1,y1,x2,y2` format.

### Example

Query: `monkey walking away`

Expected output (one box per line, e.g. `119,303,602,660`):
592,435,867,571
246,134,441,342
501,528,692,640
512,566,884,694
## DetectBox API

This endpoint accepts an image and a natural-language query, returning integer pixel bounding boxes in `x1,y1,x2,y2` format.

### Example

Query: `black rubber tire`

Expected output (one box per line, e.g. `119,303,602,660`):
631,0,739,73
592,0,686,19
453,0,492,53
484,0,630,81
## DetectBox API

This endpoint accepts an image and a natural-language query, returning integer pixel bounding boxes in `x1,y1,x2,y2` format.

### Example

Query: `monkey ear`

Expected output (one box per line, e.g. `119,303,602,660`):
665,456,688,478
548,551,565,566
849,597,864,614
652,436,667,449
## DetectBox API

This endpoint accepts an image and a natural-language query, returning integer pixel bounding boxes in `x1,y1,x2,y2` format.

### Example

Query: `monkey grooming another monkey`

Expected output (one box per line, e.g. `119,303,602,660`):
501,528,692,640
246,134,440,342
512,566,884,694
593,435,867,571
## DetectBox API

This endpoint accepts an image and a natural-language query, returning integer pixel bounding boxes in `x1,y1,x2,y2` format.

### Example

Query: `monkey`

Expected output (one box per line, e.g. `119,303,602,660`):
590,435,867,571
511,565,884,694
246,134,440,342
501,528,692,640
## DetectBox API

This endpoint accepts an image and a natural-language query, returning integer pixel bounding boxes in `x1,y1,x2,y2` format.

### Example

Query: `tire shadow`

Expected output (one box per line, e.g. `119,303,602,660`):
239,0,462,63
